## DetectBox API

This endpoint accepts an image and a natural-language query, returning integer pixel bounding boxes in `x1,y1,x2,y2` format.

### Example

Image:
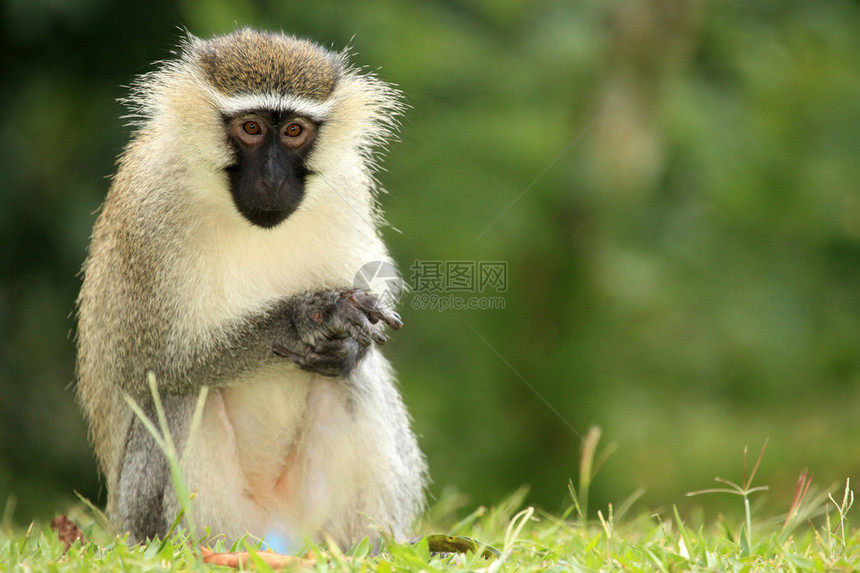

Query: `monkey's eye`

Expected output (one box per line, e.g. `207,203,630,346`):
283,123,303,138
280,119,315,149
243,121,262,135
230,117,267,146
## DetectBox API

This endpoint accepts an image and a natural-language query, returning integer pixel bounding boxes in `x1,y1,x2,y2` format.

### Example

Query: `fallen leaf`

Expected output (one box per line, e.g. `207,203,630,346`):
423,534,501,559
199,546,315,569
50,514,86,552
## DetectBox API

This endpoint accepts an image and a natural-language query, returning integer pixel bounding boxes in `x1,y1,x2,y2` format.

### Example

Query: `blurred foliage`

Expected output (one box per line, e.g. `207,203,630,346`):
1,0,859,524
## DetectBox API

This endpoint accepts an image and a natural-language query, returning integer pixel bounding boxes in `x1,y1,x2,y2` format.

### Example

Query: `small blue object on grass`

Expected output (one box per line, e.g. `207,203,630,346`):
261,530,292,555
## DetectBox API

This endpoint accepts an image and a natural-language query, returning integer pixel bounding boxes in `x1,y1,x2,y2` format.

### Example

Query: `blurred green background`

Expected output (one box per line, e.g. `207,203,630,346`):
2,0,859,525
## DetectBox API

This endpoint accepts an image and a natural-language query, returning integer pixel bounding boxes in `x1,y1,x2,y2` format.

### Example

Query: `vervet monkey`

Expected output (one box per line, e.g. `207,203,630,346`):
76,29,427,548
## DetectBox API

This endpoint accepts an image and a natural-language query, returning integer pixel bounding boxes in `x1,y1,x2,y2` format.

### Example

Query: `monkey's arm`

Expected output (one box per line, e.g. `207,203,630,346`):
139,288,401,395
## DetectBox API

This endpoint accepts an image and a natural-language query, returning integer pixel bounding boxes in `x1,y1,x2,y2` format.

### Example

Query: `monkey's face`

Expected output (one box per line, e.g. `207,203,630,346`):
143,30,398,230
224,111,319,229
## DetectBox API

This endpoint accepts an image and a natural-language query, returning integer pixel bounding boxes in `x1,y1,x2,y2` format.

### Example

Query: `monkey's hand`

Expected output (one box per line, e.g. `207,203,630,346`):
269,289,402,378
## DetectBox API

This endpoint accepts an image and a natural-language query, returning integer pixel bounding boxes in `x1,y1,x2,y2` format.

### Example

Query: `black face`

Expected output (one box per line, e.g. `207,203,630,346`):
224,110,319,228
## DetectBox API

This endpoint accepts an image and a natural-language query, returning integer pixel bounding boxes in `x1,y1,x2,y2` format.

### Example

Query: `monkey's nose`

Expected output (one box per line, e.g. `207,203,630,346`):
261,172,287,194
261,158,289,194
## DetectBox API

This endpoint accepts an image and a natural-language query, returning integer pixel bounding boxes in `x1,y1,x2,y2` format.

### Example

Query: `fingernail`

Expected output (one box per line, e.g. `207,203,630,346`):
389,313,403,329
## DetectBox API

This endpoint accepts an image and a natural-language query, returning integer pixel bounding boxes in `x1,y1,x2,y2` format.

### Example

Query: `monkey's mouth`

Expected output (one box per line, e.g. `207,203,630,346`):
243,203,299,229
233,188,304,228
226,163,307,229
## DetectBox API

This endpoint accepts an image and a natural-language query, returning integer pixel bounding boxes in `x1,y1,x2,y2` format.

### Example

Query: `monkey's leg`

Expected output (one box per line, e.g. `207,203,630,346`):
115,395,195,542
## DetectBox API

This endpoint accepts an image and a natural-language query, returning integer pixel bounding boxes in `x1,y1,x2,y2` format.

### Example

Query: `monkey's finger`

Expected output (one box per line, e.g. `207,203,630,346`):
352,295,403,330
343,321,373,346
344,310,390,344
306,339,365,377
272,343,305,361
327,299,373,344
275,343,344,376
347,291,387,320
378,309,403,330
286,348,347,377
340,289,402,333
370,328,387,345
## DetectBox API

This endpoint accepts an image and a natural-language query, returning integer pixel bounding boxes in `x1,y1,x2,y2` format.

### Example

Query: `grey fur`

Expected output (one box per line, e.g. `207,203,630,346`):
196,28,340,100
76,29,426,547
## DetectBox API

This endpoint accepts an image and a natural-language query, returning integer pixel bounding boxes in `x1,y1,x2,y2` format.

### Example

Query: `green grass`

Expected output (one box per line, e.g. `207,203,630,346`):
3,440,859,571
2,479,858,572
